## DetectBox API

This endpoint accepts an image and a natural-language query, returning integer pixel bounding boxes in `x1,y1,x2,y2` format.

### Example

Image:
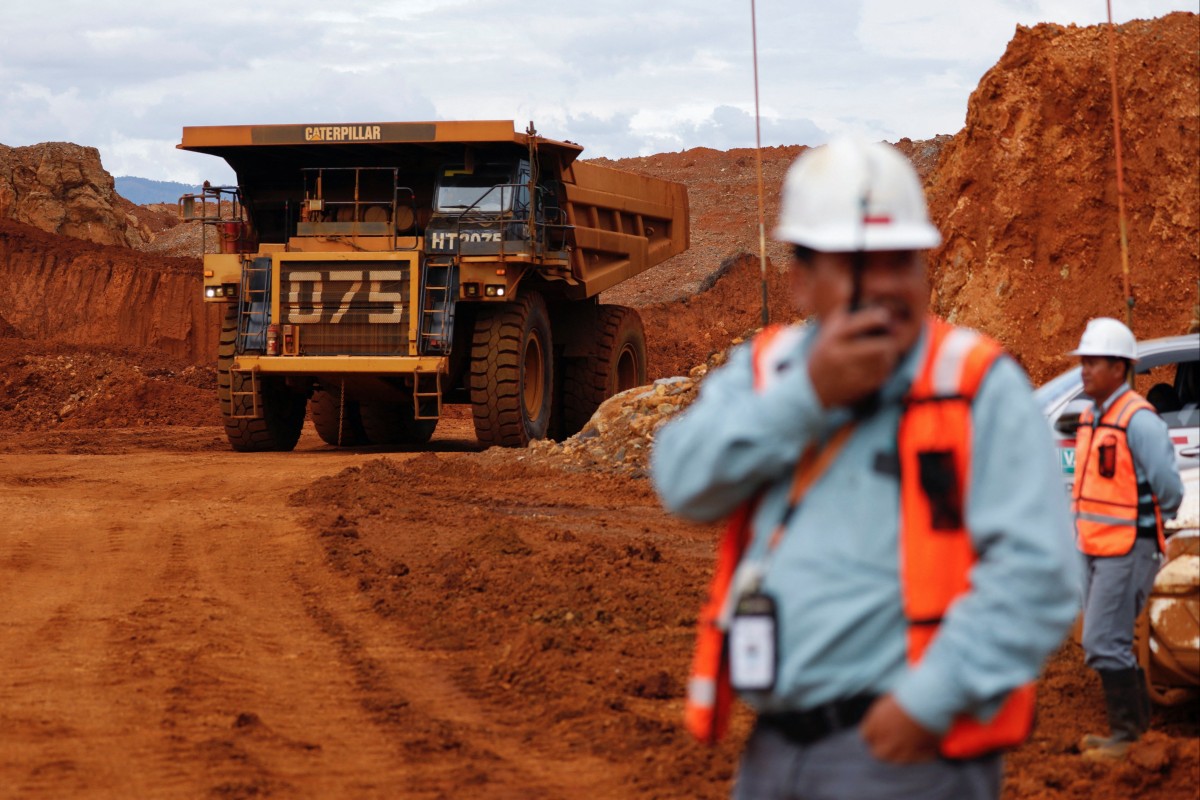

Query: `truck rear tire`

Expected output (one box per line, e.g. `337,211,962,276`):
217,307,306,452
360,400,437,445
309,386,370,446
559,305,647,436
470,292,554,447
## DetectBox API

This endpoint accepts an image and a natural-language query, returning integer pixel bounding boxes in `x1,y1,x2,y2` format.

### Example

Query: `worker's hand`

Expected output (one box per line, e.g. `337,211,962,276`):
807,308,900,408
858,694,941,764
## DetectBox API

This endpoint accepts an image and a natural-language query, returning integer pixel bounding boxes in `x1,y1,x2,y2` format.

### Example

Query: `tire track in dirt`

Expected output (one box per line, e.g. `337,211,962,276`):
0,426,494,799
293,452,745,799
292,565,630,800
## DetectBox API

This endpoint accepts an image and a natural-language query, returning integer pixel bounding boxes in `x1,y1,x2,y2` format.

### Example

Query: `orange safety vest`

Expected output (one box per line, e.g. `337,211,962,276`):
1073,389,1165,556
684,318,1037,759
684,324,802,745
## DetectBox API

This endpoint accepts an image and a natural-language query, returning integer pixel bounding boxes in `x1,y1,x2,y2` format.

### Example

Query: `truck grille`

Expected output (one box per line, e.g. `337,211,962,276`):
280,261,411,356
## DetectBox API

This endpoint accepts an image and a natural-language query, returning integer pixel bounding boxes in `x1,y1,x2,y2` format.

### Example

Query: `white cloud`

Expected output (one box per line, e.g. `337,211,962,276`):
0,0,1193,181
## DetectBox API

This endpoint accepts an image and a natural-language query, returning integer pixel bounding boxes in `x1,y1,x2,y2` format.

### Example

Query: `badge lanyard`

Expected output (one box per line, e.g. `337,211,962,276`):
728,422,856,692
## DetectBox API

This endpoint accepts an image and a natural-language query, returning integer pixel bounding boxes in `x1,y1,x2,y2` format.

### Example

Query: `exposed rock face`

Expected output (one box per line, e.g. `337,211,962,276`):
0,142,152,248
0,219,218,364
927,12,1199,382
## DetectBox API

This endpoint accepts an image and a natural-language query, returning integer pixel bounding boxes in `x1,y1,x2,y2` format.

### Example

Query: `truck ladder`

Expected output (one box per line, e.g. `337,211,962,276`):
229,367,262,420
237,257,272,354
419,257,457,355
413,369,441,420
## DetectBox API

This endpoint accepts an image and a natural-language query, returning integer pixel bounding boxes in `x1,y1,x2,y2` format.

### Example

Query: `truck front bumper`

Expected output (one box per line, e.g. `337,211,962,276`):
230,355,448,375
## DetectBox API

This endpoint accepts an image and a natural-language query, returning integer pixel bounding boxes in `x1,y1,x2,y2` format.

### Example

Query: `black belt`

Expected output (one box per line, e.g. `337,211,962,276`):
758,694,879,746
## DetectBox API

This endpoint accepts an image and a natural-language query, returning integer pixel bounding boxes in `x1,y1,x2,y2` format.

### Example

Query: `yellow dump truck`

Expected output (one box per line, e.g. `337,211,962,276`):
178,121,688,450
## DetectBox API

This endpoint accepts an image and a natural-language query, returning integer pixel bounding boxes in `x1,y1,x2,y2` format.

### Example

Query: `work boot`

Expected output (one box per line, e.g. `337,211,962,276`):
1079,668,1142,761
1134,667,1153,733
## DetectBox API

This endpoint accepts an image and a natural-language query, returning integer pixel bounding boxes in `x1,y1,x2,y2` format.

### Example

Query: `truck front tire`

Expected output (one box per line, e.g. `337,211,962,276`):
470,292,554,447
217,307,306,452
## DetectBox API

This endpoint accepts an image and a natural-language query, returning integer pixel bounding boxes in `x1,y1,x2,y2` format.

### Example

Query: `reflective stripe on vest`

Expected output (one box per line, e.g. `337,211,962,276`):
684,325,790,744
900,318,1035,759
1072,390,1165,556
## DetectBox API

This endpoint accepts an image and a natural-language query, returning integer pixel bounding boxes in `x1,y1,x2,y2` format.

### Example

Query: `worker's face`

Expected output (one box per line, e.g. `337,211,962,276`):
790,249,928,355
1080,356,1128,403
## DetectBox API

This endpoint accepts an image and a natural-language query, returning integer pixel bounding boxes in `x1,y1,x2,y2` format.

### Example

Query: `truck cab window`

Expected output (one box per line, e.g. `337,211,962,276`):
435,167,515,213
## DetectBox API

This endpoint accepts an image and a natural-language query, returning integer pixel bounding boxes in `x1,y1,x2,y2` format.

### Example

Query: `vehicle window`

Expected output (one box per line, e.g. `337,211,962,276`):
1161,407,1200,430
1177,360,1199,407
1140,363,1183,413
436,169,514,213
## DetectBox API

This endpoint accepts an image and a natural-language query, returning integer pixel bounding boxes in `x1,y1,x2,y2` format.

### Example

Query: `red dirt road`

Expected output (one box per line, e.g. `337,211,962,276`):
4,423,1197,800
0,422,741,800
4,428,472,799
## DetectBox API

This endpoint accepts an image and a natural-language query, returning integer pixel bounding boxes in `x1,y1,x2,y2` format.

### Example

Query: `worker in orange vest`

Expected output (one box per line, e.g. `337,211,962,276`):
1070,317,1183,761
651,139,1080,800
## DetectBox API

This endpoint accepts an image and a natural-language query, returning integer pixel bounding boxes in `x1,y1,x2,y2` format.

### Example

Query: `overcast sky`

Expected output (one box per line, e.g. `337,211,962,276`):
1,1,1193,185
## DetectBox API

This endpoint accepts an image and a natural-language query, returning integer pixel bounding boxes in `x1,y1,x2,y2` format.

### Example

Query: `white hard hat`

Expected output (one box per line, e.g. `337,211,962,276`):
1070,317,1138,361
773,138,942,252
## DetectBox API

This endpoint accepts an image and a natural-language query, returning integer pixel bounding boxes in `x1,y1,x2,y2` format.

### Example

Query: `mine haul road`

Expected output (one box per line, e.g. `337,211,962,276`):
0,421,685,800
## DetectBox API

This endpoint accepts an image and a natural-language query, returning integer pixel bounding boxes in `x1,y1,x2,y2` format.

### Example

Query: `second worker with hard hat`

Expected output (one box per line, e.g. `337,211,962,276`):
651,139,1081,800
1069,317,1183,761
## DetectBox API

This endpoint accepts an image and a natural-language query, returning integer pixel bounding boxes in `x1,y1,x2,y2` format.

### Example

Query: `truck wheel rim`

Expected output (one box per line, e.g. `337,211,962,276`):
615,344,640,392
523,333,545,418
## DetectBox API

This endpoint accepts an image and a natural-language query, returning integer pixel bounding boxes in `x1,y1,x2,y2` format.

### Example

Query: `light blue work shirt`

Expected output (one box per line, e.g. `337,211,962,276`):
1087,389,1184,529
651,321,1082,735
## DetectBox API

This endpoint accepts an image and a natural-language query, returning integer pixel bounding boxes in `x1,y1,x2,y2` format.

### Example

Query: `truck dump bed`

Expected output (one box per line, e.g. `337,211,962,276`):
179,120,688,298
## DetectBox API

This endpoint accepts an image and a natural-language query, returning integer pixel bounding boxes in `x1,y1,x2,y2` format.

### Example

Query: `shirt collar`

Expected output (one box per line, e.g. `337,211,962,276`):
1095,386,1130,415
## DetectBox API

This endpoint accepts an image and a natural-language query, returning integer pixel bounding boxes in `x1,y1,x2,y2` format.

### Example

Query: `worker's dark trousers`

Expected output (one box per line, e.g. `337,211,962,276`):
1080,538,1161,671
731,725,1001,800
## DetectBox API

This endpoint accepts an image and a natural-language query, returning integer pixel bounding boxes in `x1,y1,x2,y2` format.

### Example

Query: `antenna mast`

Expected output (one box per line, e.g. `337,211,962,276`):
751,0,769,328
1105,1,1134,328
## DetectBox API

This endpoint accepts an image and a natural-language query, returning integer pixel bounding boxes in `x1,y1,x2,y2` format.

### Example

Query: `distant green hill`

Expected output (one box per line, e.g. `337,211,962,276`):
115,176,201,205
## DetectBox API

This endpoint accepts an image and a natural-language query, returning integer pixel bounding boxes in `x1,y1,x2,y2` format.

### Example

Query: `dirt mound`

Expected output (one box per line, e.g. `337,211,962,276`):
0,337,218,430
1005,643,1199,799
289,453,745,799
0,142,154,248
597,144,806,308
285,448,1199,800
639,251,795,381
598,136,954,311
927,12,1199,384
528,376,701,476
140,215,211,258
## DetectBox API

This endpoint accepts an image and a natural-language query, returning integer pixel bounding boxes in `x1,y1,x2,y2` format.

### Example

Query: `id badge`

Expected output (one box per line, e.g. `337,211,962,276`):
728,592,777,692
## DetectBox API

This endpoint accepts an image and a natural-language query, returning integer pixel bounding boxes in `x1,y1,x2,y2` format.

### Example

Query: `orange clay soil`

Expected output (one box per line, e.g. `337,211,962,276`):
1,427,1196,799
1,12,1197,799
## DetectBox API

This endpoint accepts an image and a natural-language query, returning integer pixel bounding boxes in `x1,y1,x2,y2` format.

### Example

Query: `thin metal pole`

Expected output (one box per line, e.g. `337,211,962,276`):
1106,1,1134,328
751,0,769,328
